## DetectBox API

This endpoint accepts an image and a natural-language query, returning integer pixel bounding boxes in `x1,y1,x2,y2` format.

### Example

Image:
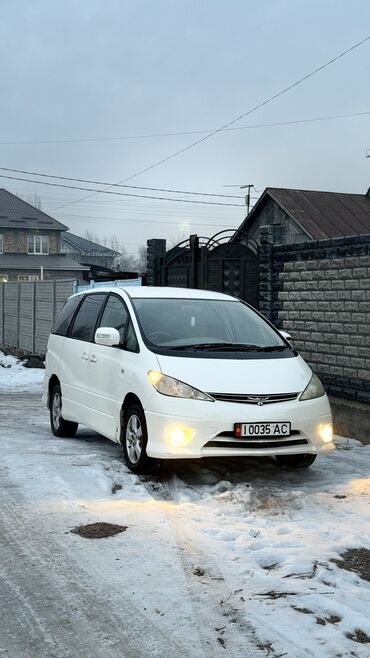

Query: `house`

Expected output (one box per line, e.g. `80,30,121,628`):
235,187,370,244
61,231,119,269
0,189,89,282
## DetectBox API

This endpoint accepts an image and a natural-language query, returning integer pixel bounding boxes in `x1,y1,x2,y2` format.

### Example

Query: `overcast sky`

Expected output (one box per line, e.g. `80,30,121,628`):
0,0,369,254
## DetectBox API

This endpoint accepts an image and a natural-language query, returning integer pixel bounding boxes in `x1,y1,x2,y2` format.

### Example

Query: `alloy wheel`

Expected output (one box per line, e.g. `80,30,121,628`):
52,392,62,430
125,414,143,464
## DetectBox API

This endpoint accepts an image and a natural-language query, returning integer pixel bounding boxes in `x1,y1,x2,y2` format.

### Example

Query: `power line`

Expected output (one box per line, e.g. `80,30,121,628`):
0,167,246,199
1,109,368,145
50,36,370,212
0,173,245,207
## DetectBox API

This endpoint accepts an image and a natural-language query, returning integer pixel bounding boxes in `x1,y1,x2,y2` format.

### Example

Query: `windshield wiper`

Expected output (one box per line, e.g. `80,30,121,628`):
168,342,289,352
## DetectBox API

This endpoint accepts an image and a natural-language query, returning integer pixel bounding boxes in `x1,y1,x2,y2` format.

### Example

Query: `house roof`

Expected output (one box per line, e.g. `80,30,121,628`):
0,189,68,231
239,187,370,240
61,232,118,255
0,254,89,271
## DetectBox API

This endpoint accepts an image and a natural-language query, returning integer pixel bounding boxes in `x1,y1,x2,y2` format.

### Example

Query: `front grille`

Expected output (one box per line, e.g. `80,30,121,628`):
208,392,299,405
204,438,308,450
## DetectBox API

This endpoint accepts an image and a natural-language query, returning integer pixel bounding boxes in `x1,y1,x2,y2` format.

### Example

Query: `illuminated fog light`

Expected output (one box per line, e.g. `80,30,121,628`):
318,423,333,443
167,427,191,447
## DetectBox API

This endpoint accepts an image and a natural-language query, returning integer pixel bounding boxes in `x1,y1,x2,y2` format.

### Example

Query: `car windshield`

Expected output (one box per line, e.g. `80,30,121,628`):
131,298,286,351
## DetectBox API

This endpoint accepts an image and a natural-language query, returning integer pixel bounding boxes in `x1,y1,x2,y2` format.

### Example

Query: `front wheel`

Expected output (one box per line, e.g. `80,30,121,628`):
122,404,160,474
276,453,317,468
50,384,78,438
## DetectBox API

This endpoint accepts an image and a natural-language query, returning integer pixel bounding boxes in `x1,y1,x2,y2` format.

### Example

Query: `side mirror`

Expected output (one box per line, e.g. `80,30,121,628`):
95,327,120,347
279,329,292,342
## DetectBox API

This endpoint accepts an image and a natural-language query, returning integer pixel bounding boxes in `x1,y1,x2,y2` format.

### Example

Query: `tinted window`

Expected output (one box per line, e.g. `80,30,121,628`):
99,294,139,351
52,295,82,336
125,320,139,352
99,295,129,342
70,294,106,342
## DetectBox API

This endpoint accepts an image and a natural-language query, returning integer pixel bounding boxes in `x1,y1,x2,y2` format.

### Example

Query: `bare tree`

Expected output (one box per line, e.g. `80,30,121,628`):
83,231,146,273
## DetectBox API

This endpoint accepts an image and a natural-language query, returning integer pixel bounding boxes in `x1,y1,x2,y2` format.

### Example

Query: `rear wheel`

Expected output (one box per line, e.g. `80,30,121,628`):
50,384,78,438
276,453,317,468
122,404,160,474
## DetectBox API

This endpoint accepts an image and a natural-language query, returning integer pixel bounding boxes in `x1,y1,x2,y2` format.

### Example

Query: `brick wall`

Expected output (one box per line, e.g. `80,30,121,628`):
260,228,370,403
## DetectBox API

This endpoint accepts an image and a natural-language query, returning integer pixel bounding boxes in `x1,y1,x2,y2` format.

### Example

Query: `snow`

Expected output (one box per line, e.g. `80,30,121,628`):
0,350,44,392
1,375,370,656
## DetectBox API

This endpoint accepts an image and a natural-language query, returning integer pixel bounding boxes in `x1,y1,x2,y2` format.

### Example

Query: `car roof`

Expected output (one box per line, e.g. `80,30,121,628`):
77,286,236,301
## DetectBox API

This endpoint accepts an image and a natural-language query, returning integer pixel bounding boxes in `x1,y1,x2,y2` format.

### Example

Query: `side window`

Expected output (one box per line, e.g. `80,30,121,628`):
99,294,139,351
70,294,107,342
99,295,128,343
125,320,139,352
52,295,83,337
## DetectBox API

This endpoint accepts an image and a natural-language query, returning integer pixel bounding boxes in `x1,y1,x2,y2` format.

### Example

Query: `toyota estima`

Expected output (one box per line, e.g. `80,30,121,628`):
43,286,333,473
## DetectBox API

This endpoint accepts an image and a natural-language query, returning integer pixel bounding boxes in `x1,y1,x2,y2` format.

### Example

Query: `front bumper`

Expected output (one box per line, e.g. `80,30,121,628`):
144,394,333,459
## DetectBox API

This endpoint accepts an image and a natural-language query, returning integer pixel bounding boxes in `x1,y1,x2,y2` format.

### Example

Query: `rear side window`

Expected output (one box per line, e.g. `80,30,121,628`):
52,295,82,336
70,294,107,342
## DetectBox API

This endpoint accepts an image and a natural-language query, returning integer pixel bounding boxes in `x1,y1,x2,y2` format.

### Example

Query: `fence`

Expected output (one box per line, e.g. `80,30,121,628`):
75,277,142,293
0,279,75,355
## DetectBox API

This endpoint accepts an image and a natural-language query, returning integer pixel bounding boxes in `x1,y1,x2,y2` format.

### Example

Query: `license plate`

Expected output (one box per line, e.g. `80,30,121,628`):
234,422,291,438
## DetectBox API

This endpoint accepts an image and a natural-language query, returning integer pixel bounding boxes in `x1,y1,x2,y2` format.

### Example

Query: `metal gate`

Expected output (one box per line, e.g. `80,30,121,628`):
158,231,259,308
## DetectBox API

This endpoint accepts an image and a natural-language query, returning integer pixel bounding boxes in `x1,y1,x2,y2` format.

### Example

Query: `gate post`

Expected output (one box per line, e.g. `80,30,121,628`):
189,234,199,288
259,225,274,320
146,239,166,286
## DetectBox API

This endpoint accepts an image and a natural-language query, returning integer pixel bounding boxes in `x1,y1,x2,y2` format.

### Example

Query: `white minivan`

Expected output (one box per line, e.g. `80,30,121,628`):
43,286,333,473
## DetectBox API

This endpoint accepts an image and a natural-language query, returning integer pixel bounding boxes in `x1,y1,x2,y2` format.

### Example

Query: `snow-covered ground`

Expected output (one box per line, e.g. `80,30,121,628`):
0,350,44,392
1,364,370,657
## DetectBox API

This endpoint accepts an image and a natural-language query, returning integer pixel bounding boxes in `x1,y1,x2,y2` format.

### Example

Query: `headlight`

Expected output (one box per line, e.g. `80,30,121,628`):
300,373,325,401
147,370,214,401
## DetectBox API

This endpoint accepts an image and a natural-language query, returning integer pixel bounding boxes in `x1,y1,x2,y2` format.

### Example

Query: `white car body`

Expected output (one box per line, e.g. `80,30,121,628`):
43,286,333,462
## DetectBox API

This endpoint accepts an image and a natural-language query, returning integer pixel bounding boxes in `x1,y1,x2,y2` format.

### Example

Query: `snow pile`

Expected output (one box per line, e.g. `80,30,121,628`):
0,351,44,392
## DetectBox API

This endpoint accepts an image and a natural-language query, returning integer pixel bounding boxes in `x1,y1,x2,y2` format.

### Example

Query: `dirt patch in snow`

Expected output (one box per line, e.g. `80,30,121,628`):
331,548,370,582
71,522,128,539
345,629,370,644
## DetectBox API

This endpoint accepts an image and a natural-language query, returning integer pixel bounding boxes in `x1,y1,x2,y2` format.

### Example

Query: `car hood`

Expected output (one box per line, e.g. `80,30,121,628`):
155,353,312,395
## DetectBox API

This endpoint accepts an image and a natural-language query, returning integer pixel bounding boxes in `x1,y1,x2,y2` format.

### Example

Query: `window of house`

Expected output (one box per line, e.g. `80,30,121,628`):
0,274,8,283
27,235,49,254
0,235,3,254
17,275,40,282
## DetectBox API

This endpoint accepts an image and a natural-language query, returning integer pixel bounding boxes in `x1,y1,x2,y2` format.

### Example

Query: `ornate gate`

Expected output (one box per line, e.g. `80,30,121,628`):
158,230,259,308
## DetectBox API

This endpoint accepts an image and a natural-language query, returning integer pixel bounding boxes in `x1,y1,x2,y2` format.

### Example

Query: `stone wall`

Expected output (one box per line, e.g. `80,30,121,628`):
260,228,370,403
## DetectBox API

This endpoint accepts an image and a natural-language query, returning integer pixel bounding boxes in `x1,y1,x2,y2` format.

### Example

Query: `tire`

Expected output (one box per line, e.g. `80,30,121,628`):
276,453,317,469
122,404,160,474
50,384,78,438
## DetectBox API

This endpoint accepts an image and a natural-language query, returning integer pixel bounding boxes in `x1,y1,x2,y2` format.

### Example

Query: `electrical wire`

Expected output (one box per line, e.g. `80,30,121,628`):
0,173,245,207
50,36,370,211
1,110,368,145
0,167,246,199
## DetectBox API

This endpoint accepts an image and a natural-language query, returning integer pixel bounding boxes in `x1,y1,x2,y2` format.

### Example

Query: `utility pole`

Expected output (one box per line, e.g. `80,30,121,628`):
240,184,254,215
224,183,256,215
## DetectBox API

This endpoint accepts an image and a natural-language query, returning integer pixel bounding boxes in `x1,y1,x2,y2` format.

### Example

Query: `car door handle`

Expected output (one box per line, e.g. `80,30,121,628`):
81,352,89,361
90,354,97,363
